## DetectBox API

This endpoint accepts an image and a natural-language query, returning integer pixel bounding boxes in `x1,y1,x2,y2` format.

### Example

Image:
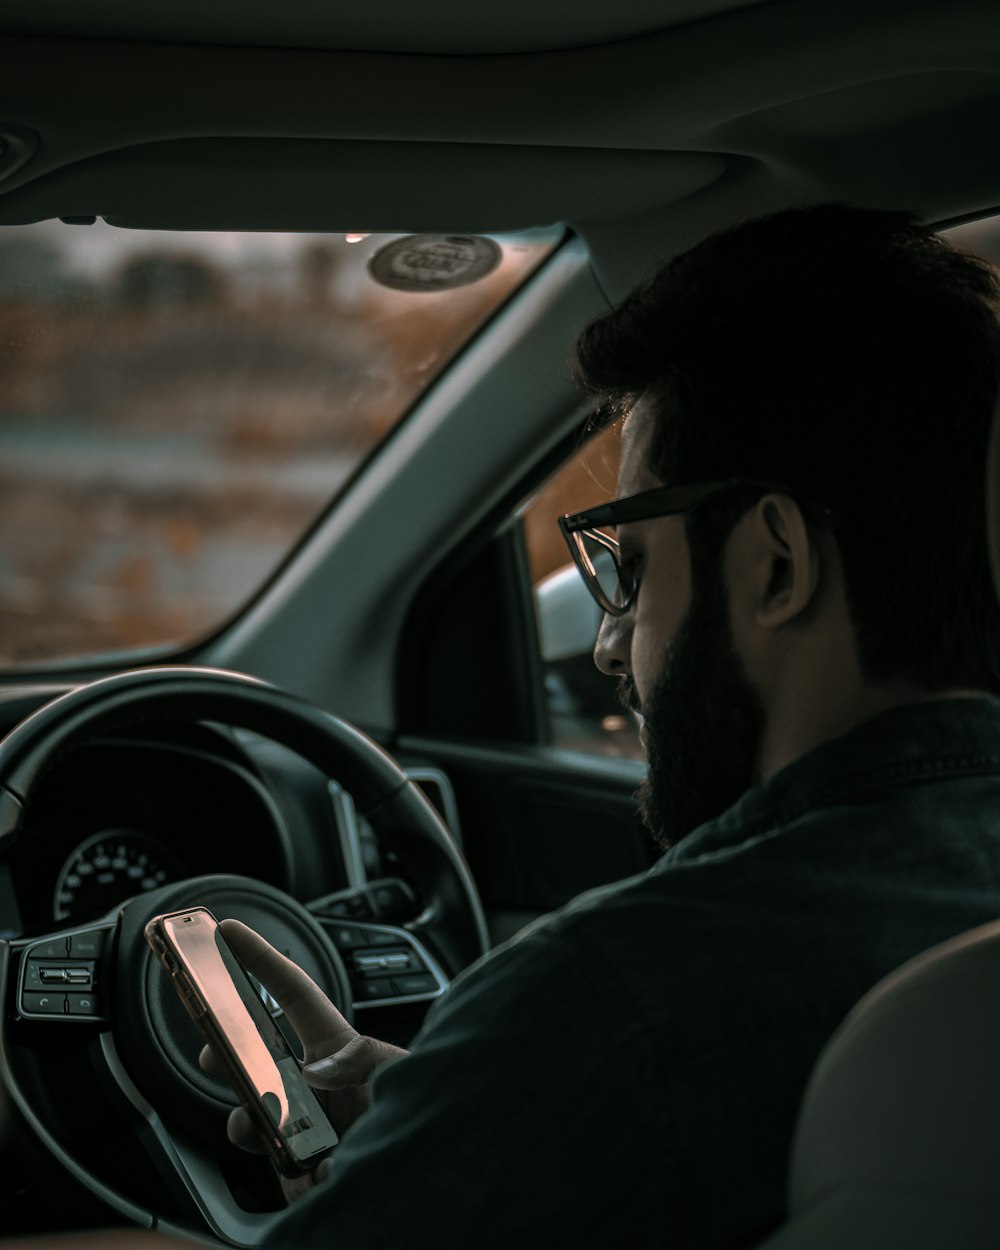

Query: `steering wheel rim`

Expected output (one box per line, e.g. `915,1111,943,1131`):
0,665,490,1245
0,665,489,972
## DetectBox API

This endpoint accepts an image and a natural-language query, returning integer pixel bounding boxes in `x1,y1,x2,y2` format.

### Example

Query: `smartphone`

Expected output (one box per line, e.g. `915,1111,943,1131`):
144,906,338,1176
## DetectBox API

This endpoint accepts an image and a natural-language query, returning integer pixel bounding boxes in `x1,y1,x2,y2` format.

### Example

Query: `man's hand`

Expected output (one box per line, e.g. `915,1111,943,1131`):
198,918,408,1201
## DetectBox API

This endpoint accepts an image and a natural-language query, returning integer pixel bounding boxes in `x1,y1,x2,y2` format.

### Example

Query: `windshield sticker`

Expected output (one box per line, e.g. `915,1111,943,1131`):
369,235,501,292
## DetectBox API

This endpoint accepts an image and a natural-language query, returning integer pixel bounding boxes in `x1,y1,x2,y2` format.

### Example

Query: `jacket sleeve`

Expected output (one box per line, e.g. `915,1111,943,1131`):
262,925,663,1250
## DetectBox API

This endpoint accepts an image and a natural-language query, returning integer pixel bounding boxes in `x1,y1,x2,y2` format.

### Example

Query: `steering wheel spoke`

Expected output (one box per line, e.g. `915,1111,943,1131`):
308,906,450,1011
12,919,117,1023
96,1032,287,1248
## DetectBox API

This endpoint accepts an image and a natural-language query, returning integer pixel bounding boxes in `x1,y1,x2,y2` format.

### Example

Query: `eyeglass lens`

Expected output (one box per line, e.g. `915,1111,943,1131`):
579,531,629,608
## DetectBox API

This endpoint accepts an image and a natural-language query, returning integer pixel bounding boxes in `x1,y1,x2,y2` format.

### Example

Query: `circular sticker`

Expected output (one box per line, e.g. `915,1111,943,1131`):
369,235,502,292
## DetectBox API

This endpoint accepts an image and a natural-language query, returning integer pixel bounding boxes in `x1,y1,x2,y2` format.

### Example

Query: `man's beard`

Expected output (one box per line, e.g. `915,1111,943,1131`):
622,563,766,850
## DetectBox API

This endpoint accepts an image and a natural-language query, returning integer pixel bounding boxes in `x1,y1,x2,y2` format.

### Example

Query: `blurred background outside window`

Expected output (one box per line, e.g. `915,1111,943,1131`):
0,223,556,668
522,423,643,760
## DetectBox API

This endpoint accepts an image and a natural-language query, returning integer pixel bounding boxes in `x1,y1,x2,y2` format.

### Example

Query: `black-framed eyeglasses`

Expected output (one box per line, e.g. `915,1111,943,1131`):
558,479,840,616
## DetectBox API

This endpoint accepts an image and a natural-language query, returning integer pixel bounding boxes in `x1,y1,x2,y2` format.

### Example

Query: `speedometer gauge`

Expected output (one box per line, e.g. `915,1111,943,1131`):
54,829,184,922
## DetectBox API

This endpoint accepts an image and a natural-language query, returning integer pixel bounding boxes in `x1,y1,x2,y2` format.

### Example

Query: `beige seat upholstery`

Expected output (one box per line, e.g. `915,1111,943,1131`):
755,920,1000,1248
753,398,1000,1247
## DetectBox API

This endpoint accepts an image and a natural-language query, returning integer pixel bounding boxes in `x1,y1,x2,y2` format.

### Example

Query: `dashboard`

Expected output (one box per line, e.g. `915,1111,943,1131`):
3,730,300,937
0,685,384,942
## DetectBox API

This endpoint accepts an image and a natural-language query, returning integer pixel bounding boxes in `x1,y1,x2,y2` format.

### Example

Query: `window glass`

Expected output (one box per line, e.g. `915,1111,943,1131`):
522,425,642,759
0,224,558,669
941,215,1000,259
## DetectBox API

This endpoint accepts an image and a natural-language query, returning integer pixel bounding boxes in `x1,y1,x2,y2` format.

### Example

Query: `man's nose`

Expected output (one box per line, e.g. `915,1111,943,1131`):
594,610,631,676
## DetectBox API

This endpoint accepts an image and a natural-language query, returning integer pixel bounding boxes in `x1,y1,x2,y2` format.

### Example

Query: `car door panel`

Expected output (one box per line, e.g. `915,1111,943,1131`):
399,738,652,944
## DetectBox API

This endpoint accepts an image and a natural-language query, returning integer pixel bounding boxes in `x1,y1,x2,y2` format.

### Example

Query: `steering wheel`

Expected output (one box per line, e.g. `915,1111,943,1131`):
0,666,489,1246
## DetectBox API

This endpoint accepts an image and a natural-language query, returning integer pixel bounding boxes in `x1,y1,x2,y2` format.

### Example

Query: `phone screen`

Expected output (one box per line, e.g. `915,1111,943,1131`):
151,909,338,1170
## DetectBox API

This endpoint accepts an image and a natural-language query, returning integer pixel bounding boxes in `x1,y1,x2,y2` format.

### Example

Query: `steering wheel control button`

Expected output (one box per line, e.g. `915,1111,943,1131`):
353,948,424,974
356,977,395,1000
330,924,369,949
379,953,412,970
23,961,51,990
22,991,67,1015
392,974,438,996
312,879,419,924
18,931,108,1018
313,890,373,920
66,992,100,1015
67,932,105,958
372,886,397,912
365,928,413,948
366,880,418,920
25,961,96,990
345,924,447,1009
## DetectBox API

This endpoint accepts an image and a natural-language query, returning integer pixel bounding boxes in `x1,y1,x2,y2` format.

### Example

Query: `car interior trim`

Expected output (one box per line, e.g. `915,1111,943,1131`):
327,782,368,893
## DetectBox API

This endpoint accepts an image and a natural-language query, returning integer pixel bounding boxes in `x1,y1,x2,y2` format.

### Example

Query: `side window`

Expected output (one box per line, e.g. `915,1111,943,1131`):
521,426,642,759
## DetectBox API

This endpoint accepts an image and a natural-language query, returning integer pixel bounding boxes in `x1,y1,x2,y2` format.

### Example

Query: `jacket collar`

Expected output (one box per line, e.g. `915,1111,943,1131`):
662,696,1000,866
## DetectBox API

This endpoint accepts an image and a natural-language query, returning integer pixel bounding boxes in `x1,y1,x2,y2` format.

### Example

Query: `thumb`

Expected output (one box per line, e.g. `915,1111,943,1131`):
304,1035,409,1090
219,917,355,1055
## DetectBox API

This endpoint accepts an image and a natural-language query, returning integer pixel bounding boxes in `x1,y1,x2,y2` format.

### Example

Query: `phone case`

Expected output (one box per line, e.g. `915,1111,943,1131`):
144,907,337,1177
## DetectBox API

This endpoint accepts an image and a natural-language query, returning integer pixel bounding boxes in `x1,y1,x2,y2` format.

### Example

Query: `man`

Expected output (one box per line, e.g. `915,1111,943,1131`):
210,205,1000,1248
19,205,1000,1249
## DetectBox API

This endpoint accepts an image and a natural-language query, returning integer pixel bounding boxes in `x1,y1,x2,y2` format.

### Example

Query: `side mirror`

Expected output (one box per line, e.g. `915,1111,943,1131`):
533,560,642,757
534,562,603,662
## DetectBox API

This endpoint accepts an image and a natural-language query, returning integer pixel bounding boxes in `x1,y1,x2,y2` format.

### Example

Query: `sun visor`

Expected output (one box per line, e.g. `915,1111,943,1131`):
0,138,727,234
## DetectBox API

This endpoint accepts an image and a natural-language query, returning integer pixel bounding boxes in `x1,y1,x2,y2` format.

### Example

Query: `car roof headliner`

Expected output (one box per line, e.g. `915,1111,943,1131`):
0,0,773,55
1,0,1000,296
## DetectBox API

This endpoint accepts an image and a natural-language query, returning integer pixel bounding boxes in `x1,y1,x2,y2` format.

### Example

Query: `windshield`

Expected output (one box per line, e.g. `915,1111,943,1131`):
0,223,559,669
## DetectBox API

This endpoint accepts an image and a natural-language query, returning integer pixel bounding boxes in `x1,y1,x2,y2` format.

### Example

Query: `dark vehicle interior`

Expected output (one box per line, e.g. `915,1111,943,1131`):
2,0,1000,1245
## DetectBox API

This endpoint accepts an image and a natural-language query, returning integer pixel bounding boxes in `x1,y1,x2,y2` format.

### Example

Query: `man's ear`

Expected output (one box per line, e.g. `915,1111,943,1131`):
749,494,822,630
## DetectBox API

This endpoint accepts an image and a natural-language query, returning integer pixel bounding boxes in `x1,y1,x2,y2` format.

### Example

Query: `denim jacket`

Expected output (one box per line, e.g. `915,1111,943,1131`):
267,698,1000,1250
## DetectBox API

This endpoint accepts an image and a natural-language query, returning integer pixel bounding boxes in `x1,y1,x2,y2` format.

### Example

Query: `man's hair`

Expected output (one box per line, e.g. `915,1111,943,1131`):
573,204,1000,694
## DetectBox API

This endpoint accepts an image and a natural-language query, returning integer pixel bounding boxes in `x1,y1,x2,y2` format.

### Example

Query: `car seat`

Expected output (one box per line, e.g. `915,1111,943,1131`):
755,406,1000,1248
755,919,1000,1248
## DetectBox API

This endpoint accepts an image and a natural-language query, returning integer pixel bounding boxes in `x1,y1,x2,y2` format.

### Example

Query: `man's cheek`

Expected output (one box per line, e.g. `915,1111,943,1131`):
633,637,669,710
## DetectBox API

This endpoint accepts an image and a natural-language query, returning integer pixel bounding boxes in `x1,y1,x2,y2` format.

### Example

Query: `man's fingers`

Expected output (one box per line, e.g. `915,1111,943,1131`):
227,1104,267,1154
219,918,355,1055
280,1157,331,1204
304,1034,408,1089
198,1043,221,1075
202,922,404,1155
199,1045,266,1155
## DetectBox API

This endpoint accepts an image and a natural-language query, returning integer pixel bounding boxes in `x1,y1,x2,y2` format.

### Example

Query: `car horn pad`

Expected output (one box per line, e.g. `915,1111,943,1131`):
114,874,352,1150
